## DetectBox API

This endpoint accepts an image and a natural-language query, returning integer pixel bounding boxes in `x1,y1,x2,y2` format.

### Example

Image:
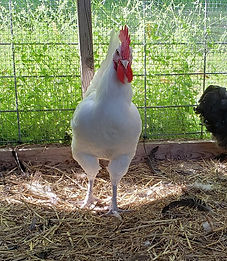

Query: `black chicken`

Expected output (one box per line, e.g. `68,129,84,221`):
195,85,227,149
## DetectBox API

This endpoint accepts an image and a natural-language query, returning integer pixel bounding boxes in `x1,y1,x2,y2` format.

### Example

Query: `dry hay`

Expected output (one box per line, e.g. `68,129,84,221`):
0,157,226,261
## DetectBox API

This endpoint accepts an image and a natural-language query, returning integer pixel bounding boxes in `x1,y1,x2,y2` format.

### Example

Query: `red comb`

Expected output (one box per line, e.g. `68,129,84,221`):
119,25,130,45
119,25,130,60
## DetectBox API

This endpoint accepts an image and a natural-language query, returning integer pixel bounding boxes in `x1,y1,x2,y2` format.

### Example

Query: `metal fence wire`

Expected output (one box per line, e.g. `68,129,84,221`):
0,0,227,145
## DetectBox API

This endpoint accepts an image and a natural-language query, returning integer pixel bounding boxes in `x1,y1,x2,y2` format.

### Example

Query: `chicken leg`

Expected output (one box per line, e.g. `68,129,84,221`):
111,184,118,212
74,153,101,208
81,179,96,208
107,154,132,217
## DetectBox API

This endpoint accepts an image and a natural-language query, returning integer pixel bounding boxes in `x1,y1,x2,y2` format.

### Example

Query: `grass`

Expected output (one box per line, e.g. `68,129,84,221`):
0,0,227,144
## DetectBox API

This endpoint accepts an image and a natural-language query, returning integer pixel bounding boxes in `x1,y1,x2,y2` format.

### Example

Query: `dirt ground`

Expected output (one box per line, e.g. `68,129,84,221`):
0,157,226,260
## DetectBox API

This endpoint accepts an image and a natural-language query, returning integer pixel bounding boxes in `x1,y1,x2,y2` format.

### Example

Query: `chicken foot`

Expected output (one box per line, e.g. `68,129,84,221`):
105,184,130,220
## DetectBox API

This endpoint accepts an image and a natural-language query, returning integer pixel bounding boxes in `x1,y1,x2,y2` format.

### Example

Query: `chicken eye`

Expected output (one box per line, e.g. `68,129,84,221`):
116,49,120,56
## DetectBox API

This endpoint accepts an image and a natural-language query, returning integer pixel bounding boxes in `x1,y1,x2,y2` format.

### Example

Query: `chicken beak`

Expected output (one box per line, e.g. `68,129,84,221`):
120,59,129,69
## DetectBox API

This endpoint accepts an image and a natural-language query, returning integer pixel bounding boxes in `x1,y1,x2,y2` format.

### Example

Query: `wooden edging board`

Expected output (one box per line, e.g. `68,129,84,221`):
0,140,225,170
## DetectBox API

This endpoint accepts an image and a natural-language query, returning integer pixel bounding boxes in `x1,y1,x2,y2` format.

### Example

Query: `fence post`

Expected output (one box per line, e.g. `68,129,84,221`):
77,0,94,97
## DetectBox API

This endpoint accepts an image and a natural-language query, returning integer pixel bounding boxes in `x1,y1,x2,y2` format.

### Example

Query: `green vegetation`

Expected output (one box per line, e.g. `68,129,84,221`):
0,0,227,144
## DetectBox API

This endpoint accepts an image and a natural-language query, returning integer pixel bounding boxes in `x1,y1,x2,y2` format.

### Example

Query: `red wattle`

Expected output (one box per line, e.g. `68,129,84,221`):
117,61,125,84
126,65,133,83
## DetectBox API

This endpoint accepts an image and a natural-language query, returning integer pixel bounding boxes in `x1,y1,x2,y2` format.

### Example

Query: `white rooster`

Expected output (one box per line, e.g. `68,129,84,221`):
71,26,142,217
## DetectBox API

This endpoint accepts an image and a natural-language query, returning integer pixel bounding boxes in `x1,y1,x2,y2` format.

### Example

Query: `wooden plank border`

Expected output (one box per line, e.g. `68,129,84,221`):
0,141,225,169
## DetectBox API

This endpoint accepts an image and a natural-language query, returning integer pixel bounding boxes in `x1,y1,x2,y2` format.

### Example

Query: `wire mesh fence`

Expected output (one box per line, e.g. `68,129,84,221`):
0,0,227,145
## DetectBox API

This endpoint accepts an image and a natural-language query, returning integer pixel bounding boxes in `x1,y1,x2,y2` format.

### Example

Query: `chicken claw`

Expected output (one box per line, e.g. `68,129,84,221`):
105,208,131,220
106,210,123,221
78,197,98,209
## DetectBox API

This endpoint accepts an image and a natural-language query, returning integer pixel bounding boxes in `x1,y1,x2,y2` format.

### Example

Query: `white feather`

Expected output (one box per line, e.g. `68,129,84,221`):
192,181,213,191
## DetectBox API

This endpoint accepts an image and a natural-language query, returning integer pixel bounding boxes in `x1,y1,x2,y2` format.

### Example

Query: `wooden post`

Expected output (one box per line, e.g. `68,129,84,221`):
77,0,94,97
